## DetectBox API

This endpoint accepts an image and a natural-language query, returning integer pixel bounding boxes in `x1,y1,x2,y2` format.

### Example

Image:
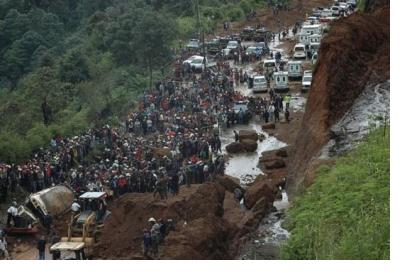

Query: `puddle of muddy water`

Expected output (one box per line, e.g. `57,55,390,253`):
220,122,287,185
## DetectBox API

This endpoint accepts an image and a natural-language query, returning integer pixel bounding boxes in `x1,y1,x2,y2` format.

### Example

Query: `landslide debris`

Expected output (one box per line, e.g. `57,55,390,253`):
288,3,390,194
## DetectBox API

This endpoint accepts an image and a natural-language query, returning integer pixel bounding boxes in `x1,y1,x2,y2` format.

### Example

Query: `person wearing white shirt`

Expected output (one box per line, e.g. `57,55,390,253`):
6,202,18,227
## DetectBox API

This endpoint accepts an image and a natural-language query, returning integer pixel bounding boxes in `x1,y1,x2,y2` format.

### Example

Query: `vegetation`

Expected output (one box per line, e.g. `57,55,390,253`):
0,0,268,162
281,127,390,259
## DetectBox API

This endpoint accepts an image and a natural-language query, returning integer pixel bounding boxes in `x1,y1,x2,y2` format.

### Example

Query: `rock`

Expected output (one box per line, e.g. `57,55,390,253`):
244,179,279,210
238,129,258,142
241,139,258,152
215,175,242,193
264,159,286,170
261,122,275,130
225,142,246,154
275,148,288,158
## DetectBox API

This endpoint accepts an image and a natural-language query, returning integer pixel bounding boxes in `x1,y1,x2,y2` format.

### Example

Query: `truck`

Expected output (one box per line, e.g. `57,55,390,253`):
4,185,75,236
240,26,255,41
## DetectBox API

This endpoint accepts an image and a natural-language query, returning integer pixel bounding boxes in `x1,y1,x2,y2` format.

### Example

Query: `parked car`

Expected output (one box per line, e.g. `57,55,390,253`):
186,39,200,50
312,52,318,65
245,46,263,58
227,40,239,50
255,42,270,55
331,6,341,16
302,70,313,92
190,56,207,72
252,75,268,93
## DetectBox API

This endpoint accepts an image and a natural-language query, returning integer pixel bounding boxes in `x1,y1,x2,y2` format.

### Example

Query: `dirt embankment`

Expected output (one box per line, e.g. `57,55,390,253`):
287,3,390,195
94,177,280,259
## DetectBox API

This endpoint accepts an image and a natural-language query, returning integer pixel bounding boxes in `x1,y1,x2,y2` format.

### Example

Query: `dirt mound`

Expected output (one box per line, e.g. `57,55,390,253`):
243,179,279,210
238,130,258,142
161,216,230,260
215,175,242,193
288,4,390,195
94,183,227,259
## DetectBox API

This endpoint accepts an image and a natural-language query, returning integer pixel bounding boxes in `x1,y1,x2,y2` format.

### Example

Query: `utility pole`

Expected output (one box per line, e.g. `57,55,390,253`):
195,0,207,70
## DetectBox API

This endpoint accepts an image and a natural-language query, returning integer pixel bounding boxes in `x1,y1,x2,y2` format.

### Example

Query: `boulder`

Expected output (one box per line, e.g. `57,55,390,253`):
264,159,286,170
241,139,258,152
261,122,276,130
238,130,258,142
225,142,246,154
275,148,288,158
215,175,242,193
244,179,278,210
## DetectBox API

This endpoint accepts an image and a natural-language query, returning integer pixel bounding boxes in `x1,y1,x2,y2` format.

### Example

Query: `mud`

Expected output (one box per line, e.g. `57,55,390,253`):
288,4,390,196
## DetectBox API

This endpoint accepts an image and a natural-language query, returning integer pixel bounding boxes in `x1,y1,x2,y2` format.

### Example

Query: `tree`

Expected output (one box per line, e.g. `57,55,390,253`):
59,49,90,83
132,9,176,88
2,30,46,86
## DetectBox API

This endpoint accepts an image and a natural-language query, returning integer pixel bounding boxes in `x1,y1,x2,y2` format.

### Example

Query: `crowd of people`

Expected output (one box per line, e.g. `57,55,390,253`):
0,19,297,259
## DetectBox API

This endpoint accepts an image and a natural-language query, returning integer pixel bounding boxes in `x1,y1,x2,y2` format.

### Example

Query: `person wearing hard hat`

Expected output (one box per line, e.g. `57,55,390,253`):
148,218,160,259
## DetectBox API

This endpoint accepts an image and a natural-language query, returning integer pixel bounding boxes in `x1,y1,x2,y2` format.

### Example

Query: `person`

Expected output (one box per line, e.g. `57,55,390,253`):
142,229,152,257
37,235,47,260
148,218,160,259
0,234,9,260
274,108,280,123
71,199,81,214
50,232,61,260
285,109,290,123
284,94,291,110
43,213,53,235
6,202,18,228
264,109,270,123
278,177,287,191
234,130,239,142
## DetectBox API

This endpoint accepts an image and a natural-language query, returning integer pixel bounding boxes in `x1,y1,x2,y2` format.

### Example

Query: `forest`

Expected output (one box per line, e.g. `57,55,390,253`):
0,0,268,162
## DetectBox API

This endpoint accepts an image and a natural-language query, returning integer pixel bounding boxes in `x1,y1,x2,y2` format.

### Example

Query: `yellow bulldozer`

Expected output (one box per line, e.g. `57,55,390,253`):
61,192,110,258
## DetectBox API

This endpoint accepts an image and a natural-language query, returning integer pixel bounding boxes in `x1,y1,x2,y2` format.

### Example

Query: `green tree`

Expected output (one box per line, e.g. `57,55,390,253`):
133,9,176,88
59,49,90,83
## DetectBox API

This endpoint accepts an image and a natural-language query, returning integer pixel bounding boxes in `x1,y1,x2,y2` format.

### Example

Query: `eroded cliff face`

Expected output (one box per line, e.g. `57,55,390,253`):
288,2,390,195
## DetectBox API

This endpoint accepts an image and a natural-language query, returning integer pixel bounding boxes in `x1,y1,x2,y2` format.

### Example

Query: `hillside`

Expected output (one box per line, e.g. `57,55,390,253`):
0,0,268,162
281,127,390,259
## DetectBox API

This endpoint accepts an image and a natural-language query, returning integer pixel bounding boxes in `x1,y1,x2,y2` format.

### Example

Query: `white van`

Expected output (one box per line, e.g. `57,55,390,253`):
263,59,276,75
293,44,306,59
301,24,322,36
253,75,268,93
274,71,289,91
298,33,310,46
309,34,322,45
287,61,302,79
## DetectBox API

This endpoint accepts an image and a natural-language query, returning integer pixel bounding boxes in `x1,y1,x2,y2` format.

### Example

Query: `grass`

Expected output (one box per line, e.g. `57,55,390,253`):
281,127,390,259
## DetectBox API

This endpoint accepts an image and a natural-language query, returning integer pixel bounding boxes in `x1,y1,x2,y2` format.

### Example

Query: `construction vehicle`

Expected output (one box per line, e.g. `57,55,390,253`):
61,192,110,256
4,185,74,236
50,241,87,260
